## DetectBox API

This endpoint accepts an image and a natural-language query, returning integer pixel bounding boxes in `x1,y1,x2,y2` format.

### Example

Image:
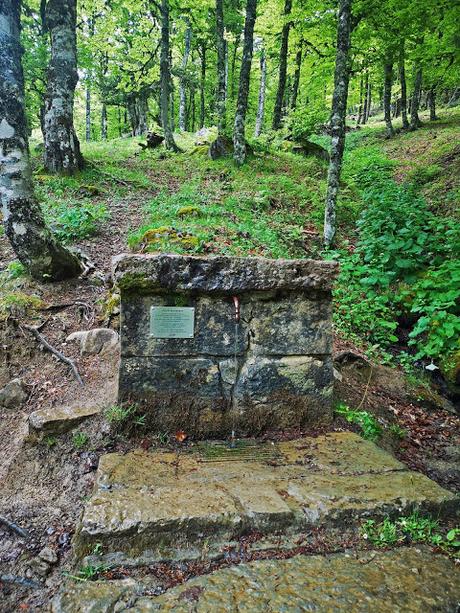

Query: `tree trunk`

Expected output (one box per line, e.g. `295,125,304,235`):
233,0,257,165
43,0,83,174
179,18,192,132
357,73,363,124
230,33,240,100
128,93,148,136
216,0,226,136
254,46,266,137
410,66,423,130
383,58,394,137
428,87,438,120
101,103,107,139
365,81,372,121
0,0,82,281
362,70,369,124
399,44,409,129
160,0,179,150
200,42,206,129
85,86,91,141
324,0,353,248
272,0,292,130
290,43,302,110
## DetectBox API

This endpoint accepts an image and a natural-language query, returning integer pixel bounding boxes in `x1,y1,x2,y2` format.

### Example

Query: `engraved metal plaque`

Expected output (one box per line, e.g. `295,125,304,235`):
150,306,195,338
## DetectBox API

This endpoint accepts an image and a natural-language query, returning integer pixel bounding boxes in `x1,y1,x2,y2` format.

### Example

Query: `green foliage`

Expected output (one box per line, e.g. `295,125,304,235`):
362,513,459,554
332,142,460,367
288,104,329,142
72,432,89,449
0,291,43,322
7,261,27,279
335,404,382,441
105,404,137,423
45,202,109,243
388,424,407,439
68,564,109,582
43,435,58,448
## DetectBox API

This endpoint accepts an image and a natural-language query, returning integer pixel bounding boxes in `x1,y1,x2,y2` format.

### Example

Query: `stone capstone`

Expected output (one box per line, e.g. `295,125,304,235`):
114,254,339,436
66,328,119,356
0,378,28,409
52,548,460,612
73,433,458,562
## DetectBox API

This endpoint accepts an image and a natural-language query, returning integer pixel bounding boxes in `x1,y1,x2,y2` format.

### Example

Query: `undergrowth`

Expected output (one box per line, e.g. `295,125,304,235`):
361,512,460,556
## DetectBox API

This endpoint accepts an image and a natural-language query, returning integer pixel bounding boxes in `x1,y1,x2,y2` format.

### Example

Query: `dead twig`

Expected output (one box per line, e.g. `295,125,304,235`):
0,574,40,589
86,161,140,187
0,515,29,539
22,324,84,386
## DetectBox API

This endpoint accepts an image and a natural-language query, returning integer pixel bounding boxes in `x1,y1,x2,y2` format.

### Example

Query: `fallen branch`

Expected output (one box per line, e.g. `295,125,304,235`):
22,324,83,386
86,161,140,187
0,574,40,589
0,515,29,539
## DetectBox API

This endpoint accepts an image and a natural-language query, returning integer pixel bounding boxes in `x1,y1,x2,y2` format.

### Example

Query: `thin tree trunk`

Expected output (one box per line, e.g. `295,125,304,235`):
216,0,226,135
357,73,363,124
118,106,122,137
43,0,84,174
383,58,394,137
233,0,257,165
399,43,409,129
362,70,369,124
254,46,266,137
410,66,423,130
160,0,179,150
85,86,91,141
365,81,372,121
0,0,82,281
224,40,228,99
428,87,438,120
272,0,292,130
200,42,206,129
230,34,240,100
324,0,353,248
101,103,107,139
290,43,302,110
179,18,192,132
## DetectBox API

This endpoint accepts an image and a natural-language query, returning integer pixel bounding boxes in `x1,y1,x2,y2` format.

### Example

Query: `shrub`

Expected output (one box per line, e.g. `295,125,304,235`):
288,104,329,142
335,404,382,441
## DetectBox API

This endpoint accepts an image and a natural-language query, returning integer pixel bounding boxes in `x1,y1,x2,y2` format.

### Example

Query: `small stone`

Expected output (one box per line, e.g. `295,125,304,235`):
29,557,51,577
66,328,119,356
0,378,28,409
39,546,58,564
29,405,100,434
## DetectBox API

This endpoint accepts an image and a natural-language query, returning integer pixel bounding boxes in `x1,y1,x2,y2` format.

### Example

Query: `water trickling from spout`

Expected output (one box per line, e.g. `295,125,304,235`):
230,297,240,448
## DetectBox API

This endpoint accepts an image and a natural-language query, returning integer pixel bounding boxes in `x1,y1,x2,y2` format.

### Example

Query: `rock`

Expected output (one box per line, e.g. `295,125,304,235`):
208,135,233,160
112,254,339,294
292,139,330,161
28,557,51,577
66,328,119,356
55,548,460,612
38,546,58,564
0,378,28,409
73,432,458,562
29,405,101,434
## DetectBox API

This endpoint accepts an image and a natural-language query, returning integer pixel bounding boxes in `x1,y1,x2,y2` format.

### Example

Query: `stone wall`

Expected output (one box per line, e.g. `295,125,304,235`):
113,254,339,437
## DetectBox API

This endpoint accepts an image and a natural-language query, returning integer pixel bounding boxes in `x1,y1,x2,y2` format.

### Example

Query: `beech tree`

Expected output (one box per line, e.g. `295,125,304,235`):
324,0,353,248
43,0,84,174
233,0,257,165
160,0,179,150
0,0,82,281
272,0,292,130
216,0,226,136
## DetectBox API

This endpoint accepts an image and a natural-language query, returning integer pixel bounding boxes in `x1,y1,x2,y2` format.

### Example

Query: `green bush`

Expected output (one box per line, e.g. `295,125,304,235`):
46,201,109,242
335,404,382,441
288,104,329,142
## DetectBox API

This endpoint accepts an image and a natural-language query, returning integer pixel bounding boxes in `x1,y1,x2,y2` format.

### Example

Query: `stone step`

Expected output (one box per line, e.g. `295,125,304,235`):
53,547,460,612
74,433,459,563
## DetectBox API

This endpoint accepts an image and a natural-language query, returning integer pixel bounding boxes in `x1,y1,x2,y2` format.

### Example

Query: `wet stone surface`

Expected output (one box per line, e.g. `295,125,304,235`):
52,547,460,612
73,433,459,562
115,254,338,436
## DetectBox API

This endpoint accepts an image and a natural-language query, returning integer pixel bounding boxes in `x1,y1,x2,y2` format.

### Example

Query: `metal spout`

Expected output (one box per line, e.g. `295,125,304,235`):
232,296,240,323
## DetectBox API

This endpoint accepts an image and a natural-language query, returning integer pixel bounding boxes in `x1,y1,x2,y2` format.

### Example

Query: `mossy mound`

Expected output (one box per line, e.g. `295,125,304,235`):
137,226,200,253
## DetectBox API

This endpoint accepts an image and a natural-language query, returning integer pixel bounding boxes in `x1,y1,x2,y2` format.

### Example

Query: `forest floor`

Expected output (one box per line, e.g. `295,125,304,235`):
0,109,459,611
